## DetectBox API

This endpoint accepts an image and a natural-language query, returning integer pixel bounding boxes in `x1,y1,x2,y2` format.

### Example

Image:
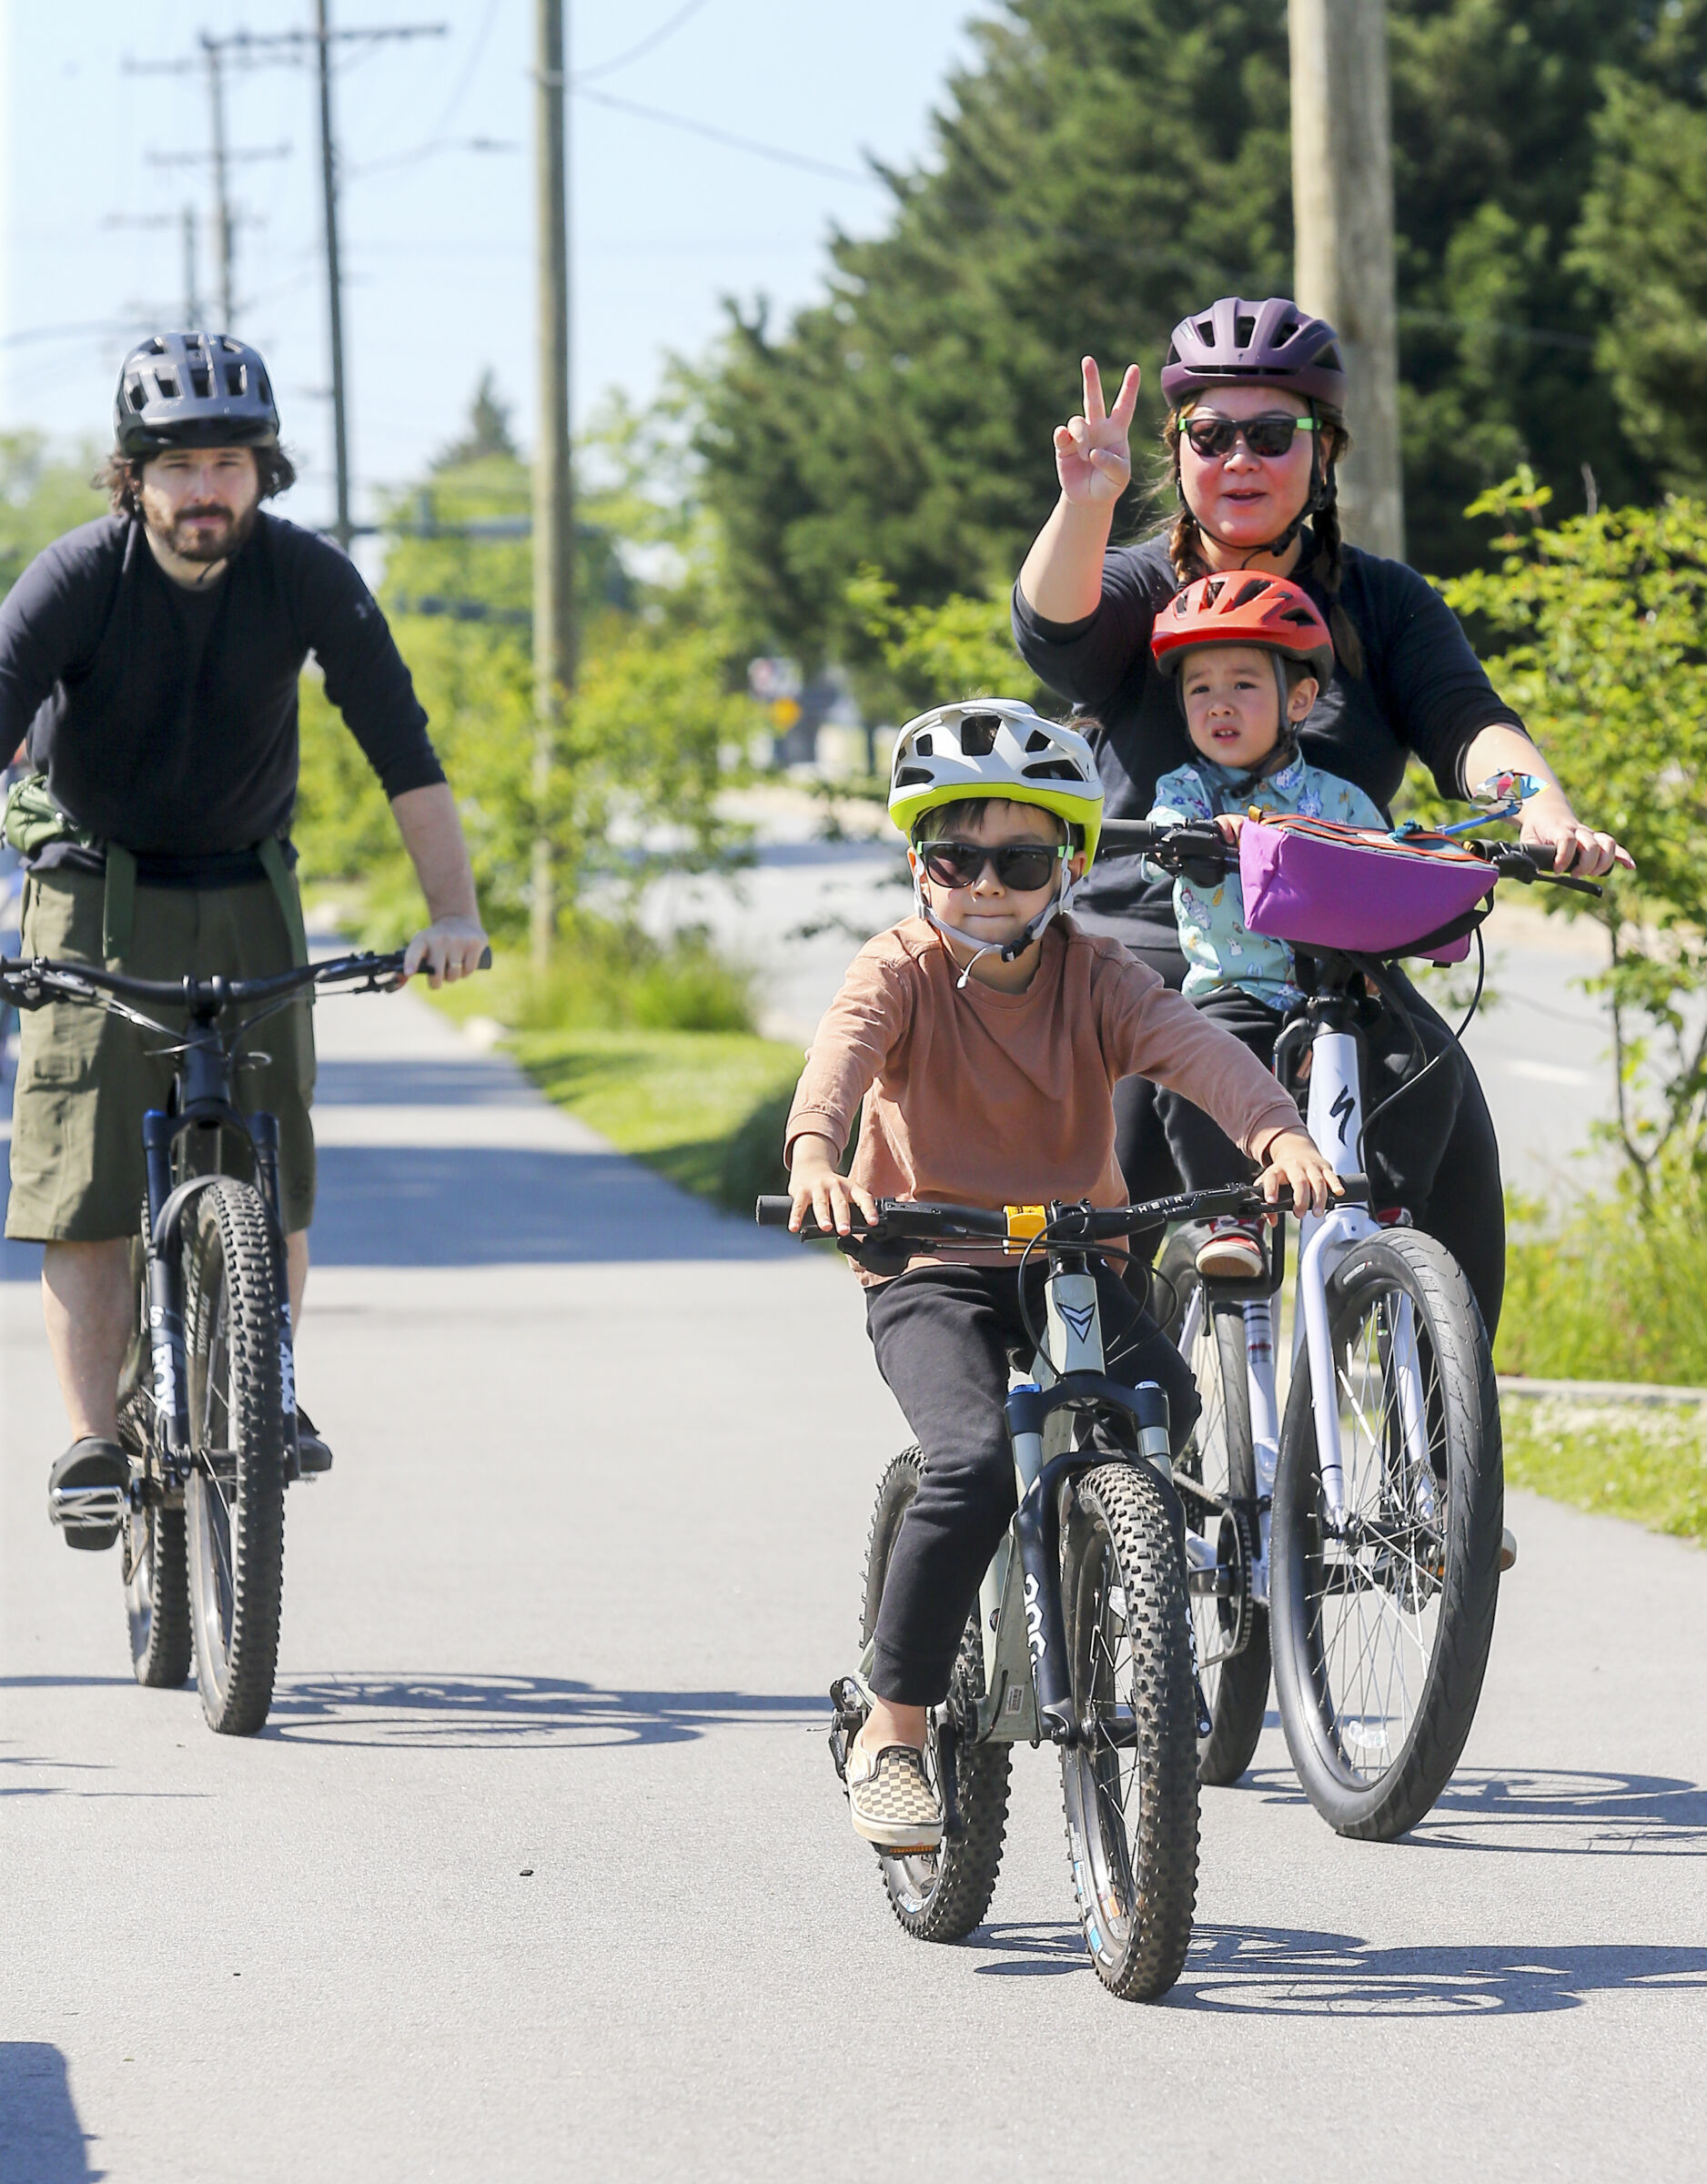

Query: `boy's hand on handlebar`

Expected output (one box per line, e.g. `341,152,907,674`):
1519,786,1633,880
788,1135,879,1238
1259,1129,1344,1217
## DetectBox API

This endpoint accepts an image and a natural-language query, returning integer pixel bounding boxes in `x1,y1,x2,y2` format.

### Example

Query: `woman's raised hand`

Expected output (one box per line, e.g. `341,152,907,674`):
1054,358,1143,507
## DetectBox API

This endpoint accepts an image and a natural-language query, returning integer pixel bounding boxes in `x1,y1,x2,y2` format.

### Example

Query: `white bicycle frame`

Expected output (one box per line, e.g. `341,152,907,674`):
1176,1016,1433,1597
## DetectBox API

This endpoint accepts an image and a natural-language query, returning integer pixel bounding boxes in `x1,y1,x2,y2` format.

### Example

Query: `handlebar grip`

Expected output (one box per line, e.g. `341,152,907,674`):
1523,844,1557,872
1096,820,1165,856
478,945,493,969
755,1197,796,1227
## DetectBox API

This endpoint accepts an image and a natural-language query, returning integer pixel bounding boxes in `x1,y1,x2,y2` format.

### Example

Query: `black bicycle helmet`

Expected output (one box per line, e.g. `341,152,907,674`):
114,332,280,459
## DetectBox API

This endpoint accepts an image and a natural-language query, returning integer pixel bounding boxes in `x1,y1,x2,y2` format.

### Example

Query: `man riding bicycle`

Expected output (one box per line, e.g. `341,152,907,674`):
0,330,489,1549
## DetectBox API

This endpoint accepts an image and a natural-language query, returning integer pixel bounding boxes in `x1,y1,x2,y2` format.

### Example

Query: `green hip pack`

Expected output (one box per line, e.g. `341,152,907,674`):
2,771,307,966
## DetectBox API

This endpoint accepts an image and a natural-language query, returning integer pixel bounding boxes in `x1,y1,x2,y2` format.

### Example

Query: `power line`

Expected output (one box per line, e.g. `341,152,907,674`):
574,86,876,187
577,0,713,85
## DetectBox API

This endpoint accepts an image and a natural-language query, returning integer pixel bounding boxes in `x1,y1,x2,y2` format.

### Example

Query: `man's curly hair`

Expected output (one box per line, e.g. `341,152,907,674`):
96,445,298,518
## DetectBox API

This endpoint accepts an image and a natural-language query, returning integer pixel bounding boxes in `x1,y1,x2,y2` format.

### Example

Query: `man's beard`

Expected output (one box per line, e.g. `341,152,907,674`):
157,498,259,565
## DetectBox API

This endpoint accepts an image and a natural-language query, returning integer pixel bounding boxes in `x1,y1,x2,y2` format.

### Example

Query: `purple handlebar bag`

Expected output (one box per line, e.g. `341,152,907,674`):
1238,816,1497,966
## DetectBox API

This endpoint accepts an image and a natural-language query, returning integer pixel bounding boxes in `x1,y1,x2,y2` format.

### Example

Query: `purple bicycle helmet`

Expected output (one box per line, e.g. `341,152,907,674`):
1160,297,1347,410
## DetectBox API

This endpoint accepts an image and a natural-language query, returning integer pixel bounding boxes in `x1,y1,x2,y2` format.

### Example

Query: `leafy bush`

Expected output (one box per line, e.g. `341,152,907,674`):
1497,1178,1707,1387
429,916,757,1036
1445,476,1707,1188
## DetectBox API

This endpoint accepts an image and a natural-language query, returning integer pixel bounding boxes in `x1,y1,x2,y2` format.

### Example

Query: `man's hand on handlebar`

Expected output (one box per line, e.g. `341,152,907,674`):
1259,1128,1343,1218
402,915,490,988
788,1133,879,1238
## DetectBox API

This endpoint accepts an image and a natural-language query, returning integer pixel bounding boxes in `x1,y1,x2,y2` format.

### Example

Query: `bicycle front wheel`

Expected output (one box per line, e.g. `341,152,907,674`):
1270,1229,1502,1840
1160,1238,1269,1786
183,1178,288,1736
1059,1461,1198,2001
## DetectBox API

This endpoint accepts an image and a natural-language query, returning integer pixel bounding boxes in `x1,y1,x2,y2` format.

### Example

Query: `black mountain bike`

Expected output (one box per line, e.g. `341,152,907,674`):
1,945,480,1735
761,1182,1336,2001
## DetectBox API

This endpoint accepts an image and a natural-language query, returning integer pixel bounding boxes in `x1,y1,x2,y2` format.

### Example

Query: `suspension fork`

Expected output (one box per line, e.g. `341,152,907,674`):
249,1111,302,1468
142,1110,190,1468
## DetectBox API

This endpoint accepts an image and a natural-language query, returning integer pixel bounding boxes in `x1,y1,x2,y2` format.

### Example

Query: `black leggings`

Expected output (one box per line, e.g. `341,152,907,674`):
1113,944,1505,1340
863,1261,1201,1707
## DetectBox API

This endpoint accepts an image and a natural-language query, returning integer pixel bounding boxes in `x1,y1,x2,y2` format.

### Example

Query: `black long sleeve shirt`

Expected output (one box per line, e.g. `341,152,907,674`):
1012,527,1520,949
0,511,444,876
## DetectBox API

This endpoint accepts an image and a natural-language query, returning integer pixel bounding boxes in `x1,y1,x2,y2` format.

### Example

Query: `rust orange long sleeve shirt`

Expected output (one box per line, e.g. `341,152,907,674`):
785,915,1305,1282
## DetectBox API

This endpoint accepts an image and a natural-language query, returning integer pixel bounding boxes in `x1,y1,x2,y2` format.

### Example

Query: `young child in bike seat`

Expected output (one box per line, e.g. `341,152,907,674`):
785,700,1338,1853
1146,574,1464,1281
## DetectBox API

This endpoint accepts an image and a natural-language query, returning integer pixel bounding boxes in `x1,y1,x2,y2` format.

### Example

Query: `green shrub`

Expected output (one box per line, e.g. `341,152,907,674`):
1497,1178,1707,1386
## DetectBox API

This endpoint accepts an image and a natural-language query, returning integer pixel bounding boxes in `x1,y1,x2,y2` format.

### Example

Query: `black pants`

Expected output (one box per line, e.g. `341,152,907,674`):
863,1261,1201,1707
1113,945,1505,1339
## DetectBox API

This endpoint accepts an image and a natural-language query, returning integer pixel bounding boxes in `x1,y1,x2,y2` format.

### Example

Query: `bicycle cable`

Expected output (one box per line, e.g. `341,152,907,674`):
1352,923,1487,1187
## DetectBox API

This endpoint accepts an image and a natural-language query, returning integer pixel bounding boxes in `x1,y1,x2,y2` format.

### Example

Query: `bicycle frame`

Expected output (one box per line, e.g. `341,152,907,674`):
1177,957,1430,1582
848,1223,1177,1753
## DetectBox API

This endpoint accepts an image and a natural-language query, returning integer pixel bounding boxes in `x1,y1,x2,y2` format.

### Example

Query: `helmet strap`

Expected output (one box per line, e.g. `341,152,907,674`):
914,860,1077,991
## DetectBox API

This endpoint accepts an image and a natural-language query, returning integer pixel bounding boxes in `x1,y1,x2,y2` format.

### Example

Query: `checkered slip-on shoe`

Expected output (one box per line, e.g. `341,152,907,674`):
844,1739,944,1853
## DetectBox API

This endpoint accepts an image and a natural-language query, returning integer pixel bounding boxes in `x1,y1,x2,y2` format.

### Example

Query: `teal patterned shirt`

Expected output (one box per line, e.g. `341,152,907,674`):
1148,754,1387,1008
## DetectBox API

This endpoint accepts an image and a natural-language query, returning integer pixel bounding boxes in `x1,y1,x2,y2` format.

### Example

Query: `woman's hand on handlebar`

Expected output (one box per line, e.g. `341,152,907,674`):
1054,358,1143,508
402,914,490,988
788,1134,879,1239
1259,1128,1344,1218
1516,784,1633,881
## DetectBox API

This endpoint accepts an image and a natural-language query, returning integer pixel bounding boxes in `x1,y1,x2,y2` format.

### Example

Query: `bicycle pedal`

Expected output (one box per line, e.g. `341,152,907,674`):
48,1485,126,1545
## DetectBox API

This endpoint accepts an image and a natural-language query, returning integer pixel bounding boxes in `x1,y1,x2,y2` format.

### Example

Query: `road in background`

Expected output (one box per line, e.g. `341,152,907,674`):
3,978,1702,2179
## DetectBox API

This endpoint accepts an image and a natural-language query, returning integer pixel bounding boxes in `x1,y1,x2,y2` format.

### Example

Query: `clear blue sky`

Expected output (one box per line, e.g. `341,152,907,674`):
1,0,979,531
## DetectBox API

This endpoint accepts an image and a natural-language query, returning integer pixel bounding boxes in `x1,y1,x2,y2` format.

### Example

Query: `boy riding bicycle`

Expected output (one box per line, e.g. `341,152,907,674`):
784,701,1339,1852
1146,574,1467,1280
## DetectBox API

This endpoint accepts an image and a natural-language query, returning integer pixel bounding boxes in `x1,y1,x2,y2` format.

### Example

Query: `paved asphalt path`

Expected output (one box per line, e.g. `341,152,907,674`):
4,978,1705,2183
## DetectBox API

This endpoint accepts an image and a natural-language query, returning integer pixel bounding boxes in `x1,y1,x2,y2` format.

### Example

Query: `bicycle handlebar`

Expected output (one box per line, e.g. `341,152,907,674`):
0,944,492,1016
756,1175,1371,1245
1098,817,1601,897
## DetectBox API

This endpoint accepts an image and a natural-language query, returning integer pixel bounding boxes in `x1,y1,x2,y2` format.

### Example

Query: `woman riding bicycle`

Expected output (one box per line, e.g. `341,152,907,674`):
1012,296,1631,1336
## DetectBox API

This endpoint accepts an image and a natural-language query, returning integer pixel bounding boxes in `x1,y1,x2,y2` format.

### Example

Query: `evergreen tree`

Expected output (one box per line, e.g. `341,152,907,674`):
695,0,1707,680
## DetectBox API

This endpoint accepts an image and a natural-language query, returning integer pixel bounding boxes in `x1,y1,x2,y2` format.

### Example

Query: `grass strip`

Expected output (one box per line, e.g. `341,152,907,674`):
1502,1399,1707,1544
508,1026,800,1209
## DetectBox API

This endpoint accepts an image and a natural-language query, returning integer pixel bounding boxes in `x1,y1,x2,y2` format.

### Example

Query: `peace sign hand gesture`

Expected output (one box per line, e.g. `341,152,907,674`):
1054,357,1143,507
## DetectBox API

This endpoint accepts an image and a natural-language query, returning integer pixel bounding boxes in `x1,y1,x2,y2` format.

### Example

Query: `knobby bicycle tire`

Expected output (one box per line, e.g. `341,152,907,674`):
860,1450,1011,1943
1159,1234,1270,1786
183,1177,288,1736
1059,1461,1199,2001
1270,1228,1501,1840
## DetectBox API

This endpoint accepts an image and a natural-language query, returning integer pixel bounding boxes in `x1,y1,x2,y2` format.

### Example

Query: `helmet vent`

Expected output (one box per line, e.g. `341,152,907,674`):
1024,728,1053,753
894,765,933,788
225,363,247,396
913,732,933,757
1235,314,1256,347
1231,577,1271,608
1203,577,1226,605
1023,760,1081,782
1194,318,1214,343
188,362,212,399
958,713,998,757
156,370,180,400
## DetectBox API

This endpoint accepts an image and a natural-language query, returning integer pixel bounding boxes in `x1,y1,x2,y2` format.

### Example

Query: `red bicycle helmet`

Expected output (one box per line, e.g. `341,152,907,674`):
1160,297,1347,410
1150,574,1335,686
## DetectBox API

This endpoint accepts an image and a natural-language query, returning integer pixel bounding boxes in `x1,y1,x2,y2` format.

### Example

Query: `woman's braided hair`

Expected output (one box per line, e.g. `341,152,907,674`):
1159,400,1364,679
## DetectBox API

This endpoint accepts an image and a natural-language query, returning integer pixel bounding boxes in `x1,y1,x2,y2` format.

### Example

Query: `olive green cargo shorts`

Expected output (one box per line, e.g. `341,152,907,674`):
5,868,316,1243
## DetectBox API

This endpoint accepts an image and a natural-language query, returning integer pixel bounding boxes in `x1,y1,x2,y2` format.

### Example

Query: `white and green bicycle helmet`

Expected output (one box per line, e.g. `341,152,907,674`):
888,700,1105,862
888,700,1106,980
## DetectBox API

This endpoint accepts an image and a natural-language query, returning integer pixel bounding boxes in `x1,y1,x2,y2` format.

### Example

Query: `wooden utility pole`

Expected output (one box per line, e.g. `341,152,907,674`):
201,34,234,327
313,0,353,554
531,0,574,970
1288,0,1404,560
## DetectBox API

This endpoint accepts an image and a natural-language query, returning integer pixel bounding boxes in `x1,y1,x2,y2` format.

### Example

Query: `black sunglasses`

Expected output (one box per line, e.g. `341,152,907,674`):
1178,410,1318,460
915,840,1067,892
